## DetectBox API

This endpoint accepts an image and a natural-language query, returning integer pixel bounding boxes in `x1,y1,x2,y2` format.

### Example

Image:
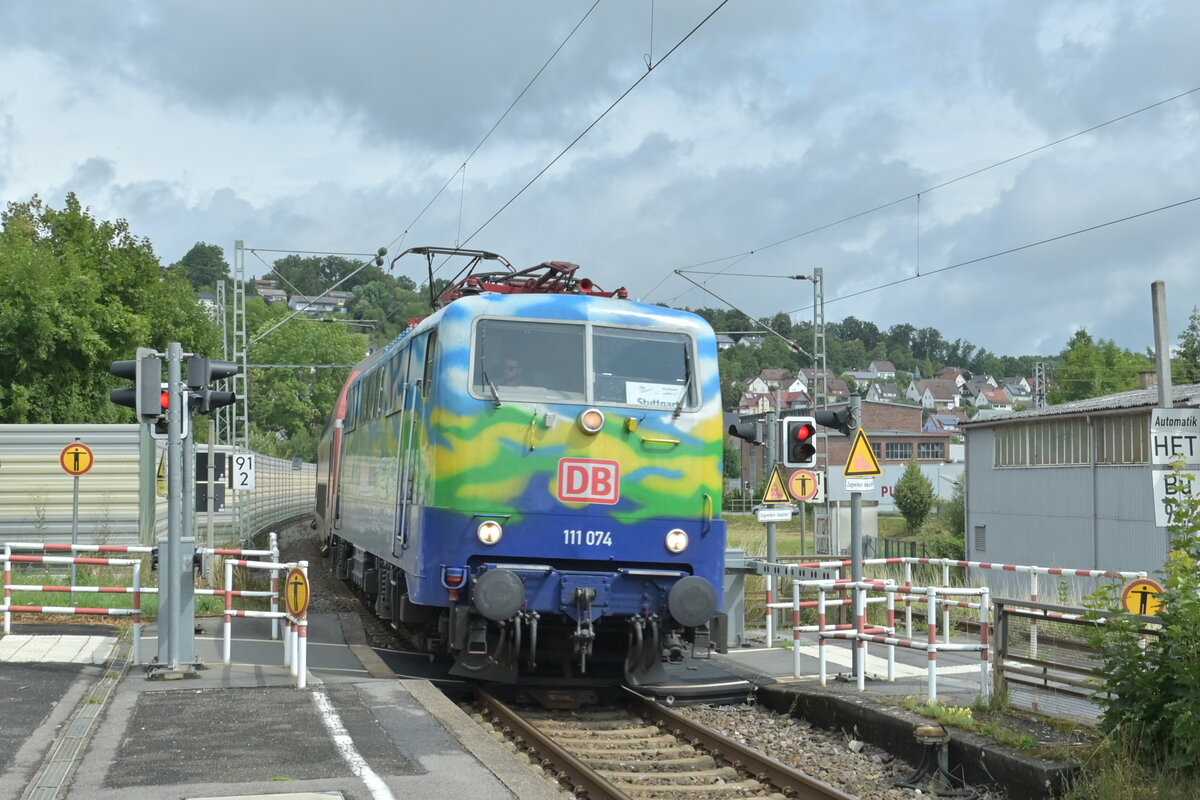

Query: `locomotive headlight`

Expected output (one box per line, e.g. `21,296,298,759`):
477,520,504,545
665,528,689,553
578,408,605,434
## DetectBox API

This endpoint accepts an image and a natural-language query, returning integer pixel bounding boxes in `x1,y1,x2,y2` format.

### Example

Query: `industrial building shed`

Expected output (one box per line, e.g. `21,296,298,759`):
962,383,1200,581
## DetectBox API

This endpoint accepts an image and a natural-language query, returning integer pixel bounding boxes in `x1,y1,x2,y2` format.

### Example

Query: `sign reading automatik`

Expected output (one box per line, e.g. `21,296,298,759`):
1149,408,1200,527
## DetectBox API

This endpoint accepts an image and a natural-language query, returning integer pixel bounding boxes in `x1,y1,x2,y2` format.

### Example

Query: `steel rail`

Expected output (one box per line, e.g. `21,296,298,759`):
476,684,857,800
475,686,627,800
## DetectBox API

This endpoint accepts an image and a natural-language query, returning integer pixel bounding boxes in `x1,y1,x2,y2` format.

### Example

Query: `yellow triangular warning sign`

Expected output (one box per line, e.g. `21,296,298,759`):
844,429,882,477
761,465,791,503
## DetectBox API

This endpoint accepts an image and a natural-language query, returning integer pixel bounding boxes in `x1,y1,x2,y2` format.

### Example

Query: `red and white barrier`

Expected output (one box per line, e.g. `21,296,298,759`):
221,556,308,689
2,548,145,664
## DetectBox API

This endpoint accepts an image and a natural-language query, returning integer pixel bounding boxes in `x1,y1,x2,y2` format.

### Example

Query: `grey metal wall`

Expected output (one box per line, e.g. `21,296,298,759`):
965,425,1168,585
0,424,147,545
0,424,314,548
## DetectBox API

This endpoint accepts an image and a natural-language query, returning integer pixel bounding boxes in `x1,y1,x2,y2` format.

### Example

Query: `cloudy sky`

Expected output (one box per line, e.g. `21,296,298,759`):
2,1,1197,358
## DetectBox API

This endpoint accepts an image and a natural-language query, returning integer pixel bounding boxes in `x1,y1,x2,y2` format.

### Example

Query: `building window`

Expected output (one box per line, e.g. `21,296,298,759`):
885,442,912,460
918,441,945,460
1095,415,1147,464
994,418,1091,467
974,525,986,552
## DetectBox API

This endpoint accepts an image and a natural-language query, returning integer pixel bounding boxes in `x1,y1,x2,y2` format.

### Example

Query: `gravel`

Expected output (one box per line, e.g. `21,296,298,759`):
274,520,1000,798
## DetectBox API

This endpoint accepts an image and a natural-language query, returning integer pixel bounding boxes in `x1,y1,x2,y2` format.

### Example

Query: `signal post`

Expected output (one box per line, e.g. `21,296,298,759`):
111,343,240,677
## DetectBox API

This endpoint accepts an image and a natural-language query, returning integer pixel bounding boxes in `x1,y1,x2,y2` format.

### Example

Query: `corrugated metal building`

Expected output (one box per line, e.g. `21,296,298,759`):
962,383,1200,587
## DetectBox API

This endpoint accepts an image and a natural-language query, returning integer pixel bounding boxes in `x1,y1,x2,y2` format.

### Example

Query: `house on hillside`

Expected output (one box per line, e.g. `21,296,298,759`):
866,382,901,403
974,387,1014,411
869,360,896,380
907,378,962,410
939,367,968,387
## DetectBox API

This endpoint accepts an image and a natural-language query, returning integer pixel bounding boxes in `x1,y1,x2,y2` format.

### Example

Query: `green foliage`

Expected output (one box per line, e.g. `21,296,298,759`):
893,456,934,533
0,194,219,424
246,301,367,461
1177,306,1200,385
173,242,230,290
1050,328,1155,403
1086,471,1200,775
943,477,966,537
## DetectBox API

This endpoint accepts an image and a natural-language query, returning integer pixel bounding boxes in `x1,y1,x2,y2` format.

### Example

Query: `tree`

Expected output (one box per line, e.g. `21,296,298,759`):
174,242,230,290
1051,329,1154,403
0,194,219,424
246,301,368,461
894,456,935,533
1086,471,1200,774
1177,306,1200,384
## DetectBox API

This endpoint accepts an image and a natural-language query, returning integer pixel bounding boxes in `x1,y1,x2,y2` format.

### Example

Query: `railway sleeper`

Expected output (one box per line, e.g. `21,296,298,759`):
597,766,740,784
584,754,718,772
560,743,699,759
535,724,663,739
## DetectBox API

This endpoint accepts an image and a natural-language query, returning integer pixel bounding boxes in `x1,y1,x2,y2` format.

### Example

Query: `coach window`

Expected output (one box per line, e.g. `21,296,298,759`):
593,327,696,410
421,332,436,399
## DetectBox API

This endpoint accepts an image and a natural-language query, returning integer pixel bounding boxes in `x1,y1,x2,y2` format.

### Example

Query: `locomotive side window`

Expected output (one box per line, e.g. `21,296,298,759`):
473,319,585,401
593,327,696,410
421,331,436,398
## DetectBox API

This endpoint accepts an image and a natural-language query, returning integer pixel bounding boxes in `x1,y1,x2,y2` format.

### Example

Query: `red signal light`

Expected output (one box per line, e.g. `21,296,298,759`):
794,423,816,441
160,391,171,408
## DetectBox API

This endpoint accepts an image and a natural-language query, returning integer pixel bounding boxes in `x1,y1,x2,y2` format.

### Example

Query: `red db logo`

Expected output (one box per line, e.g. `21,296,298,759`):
557,458,620,505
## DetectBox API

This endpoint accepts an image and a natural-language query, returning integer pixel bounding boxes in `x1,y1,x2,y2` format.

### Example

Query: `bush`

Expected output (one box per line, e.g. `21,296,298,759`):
1086,468,1200,774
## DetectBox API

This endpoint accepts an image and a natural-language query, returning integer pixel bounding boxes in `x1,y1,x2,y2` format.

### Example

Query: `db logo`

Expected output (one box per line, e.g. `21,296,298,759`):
557,458,621,505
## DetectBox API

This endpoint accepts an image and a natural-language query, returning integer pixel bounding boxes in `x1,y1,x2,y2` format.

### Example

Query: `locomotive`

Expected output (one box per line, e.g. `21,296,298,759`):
315,247,728,685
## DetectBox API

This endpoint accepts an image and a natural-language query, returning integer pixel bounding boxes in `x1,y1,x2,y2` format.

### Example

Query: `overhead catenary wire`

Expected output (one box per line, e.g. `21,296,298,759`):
456,0,731,249
383,0,604,254
664,84,1200,282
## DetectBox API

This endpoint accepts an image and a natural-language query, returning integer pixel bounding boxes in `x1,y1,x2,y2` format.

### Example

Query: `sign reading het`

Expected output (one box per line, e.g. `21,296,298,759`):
1150,408,1200,466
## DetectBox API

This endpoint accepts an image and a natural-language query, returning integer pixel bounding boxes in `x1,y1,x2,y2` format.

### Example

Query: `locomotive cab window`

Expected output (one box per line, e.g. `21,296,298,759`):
473,319,585,401
593,327,696,411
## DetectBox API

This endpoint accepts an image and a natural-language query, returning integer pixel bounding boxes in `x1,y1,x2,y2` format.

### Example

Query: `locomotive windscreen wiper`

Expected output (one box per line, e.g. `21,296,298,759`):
481,370,503,407
673,351,693,419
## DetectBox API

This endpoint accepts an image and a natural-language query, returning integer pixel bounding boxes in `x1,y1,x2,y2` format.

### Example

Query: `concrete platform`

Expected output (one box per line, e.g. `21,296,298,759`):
0,616,562,800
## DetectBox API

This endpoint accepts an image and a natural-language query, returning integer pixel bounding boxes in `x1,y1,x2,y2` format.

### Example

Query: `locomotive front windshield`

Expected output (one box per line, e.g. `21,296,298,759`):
472,318,697,409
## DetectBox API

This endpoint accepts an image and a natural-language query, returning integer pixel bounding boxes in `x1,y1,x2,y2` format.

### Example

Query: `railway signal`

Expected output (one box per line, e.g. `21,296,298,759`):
728,419,763,444
186,356,240,415
782,416,818,468
814,407,854,436
109,347,163,422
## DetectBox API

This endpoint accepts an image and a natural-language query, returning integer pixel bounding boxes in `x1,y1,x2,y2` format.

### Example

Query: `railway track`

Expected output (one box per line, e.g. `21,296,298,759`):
475,685,858,800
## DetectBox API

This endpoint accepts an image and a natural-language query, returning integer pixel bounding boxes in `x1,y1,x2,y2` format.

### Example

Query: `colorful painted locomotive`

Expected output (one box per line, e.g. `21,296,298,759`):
316,248,728,683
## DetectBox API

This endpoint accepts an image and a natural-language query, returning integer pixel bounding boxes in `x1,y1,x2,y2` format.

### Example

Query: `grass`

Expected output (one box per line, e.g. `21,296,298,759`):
4,560,270,623
899,696,1100,762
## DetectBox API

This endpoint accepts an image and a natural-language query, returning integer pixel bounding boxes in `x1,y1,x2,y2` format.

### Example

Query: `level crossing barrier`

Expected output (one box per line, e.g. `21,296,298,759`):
220,556,309,688
805,580,991,702
2,545,150,664
757,555,1146,658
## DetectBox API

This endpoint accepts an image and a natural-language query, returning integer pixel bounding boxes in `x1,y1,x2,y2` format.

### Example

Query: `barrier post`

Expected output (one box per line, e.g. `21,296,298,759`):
3,544,10,634
223,559,234,664
1029,571,1040,659
296,560,308,689
942,562,952,644
927,586,938,702
133,561,143,665
980,586,992,701
886,587,895,681
903,561,913,638
791,580,801,679
855,583,866,691
269,532,280,641
818,587,828,686
765,574,774,647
